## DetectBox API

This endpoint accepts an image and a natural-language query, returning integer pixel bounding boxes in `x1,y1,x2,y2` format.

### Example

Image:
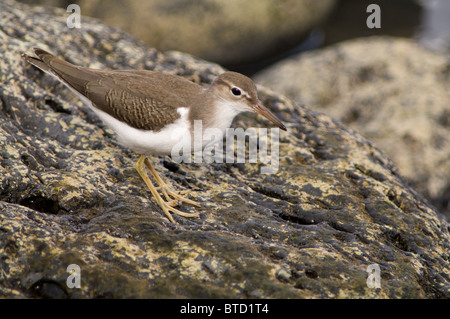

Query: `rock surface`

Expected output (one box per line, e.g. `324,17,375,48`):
255,37,450,220
1,1,449,299
18,0,336,67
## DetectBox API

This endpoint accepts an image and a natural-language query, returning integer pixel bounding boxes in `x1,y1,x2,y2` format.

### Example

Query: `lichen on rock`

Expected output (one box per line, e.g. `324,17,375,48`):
0,0,449,298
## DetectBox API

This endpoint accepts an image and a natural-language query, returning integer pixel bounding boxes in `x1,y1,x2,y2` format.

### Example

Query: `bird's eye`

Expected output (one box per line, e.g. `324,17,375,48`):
231,87,241,96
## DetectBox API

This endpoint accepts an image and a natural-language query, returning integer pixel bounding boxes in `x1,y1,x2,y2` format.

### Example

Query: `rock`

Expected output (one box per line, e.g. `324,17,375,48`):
1,0,449,299
254,37,450,220
18,0,336,67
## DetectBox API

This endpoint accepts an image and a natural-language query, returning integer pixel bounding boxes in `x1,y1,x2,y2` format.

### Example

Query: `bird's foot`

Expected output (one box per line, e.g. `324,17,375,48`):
158,186,200,208
136,155,200,223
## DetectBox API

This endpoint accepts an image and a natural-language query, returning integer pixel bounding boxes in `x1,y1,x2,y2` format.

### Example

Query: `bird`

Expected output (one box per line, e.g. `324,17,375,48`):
22,47,286,223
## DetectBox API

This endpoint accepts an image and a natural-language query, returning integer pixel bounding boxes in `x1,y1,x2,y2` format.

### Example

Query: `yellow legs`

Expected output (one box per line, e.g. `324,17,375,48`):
136,155,200,223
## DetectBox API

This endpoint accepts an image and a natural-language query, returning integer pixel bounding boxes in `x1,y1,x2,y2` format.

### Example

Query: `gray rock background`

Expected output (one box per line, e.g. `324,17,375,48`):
1,0,449,299
254,37,450,220
17,0,336,67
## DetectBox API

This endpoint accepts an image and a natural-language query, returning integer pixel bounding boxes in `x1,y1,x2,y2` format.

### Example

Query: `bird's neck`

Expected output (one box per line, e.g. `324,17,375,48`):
190,97,239,131
187,93,241,148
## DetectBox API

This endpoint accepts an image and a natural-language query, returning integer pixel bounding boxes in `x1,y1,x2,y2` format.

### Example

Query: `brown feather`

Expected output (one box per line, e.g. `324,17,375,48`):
23,48,204,131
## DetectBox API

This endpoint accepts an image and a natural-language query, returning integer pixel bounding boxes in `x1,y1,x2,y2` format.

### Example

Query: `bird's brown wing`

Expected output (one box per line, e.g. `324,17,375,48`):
23,48,201,131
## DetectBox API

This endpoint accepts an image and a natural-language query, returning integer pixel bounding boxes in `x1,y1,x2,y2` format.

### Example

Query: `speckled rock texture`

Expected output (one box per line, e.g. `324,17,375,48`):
1,0,449,298
254,37,450,220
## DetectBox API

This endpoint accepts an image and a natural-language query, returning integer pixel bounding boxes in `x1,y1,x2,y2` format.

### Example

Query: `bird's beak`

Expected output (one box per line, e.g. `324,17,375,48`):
252,101,287,131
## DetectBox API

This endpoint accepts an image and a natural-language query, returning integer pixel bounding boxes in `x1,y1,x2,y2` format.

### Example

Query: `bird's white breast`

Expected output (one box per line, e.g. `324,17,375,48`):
90,105,191,155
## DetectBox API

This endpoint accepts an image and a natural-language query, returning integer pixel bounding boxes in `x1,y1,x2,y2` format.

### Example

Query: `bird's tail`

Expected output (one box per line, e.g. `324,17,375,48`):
21,47,58,76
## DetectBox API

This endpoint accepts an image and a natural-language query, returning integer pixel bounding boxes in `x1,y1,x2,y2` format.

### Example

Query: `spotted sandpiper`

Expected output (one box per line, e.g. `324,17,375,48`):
22,48,286,223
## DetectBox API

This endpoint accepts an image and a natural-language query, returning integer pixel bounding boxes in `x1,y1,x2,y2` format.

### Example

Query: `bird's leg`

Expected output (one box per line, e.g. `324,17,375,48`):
143,157,200,207
135,155,199,223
